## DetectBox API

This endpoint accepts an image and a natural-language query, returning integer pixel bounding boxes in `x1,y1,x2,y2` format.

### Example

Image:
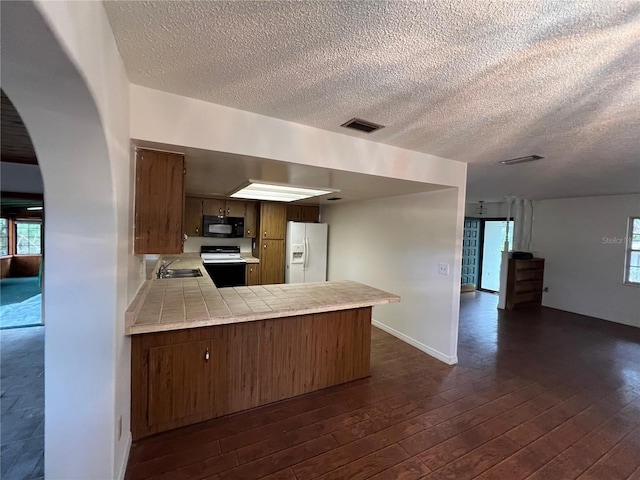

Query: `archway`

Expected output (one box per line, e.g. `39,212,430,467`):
2,2,120,477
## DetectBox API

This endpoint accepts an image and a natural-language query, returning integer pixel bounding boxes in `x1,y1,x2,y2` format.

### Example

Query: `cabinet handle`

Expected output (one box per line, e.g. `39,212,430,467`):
219,207,223,214
205,348,210,361
195,227,199,234
250,267,253,273
264,231,267,237
227,208,230,214
264,244,267,249
247,230,251,235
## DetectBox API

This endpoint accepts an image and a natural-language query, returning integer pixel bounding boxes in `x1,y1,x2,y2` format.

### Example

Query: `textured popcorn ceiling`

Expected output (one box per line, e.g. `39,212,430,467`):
104,0,640,201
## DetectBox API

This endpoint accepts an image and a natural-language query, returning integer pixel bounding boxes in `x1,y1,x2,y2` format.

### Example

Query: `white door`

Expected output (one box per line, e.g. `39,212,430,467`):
303,223,328,282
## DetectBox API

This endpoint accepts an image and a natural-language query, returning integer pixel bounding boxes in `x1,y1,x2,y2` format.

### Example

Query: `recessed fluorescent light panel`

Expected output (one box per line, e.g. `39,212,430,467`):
229,181,338,202
499,155,544,165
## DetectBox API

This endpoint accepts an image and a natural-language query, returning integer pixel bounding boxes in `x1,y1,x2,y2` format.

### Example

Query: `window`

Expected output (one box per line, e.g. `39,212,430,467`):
16,221,42,255
0,218,8,256
626,217,640,285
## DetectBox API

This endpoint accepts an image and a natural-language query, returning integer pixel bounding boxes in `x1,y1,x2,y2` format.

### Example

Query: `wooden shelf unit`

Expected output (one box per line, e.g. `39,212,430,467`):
506,258,545,310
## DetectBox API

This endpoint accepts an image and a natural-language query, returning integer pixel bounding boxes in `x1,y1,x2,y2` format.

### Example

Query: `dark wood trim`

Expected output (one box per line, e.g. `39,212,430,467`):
0,192,44,201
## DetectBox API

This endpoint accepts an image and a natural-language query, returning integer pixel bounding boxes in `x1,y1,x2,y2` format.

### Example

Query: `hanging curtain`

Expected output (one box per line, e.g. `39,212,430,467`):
512,198,534,251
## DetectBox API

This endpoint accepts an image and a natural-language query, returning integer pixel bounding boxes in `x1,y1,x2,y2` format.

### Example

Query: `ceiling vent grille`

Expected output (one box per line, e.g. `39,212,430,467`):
499,155,544,165
341,118,385,134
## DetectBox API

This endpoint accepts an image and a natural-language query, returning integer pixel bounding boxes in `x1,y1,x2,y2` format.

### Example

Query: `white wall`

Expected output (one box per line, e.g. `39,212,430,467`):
323,189,461,364
532,194,640,327
131,86,466,189
2,1,139,478
0,163,44,193
465,201,508,218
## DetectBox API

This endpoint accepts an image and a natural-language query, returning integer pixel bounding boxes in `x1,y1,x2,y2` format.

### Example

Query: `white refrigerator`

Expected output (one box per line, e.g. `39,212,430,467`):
285,221,328,283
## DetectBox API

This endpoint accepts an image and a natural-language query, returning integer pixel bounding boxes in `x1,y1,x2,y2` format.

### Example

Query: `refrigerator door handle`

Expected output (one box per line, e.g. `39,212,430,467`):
304,237,309,271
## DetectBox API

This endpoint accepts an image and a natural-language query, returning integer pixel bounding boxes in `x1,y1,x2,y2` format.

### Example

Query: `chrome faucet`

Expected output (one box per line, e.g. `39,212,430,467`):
157,259,179,278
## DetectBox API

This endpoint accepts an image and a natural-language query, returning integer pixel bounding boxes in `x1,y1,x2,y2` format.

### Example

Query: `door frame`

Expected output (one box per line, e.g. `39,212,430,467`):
476,217,513,293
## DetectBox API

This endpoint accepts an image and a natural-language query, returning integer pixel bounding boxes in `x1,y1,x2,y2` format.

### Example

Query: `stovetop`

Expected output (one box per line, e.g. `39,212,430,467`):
200,245,246,264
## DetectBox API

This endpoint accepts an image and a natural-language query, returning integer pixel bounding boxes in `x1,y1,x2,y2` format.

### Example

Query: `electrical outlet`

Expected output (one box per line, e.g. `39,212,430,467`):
117,415,122,440
438,263,450,276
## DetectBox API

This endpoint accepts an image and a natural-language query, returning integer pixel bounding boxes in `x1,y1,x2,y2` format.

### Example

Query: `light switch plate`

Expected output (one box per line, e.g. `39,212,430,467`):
438,263,450,276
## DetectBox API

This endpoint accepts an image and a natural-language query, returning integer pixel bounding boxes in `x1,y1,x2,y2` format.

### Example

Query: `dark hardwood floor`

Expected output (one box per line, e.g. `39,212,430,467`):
125,291,640,480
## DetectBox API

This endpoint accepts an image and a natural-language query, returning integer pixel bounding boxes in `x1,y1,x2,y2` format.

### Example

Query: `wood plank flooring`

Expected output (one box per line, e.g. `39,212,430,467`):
125,291,640,479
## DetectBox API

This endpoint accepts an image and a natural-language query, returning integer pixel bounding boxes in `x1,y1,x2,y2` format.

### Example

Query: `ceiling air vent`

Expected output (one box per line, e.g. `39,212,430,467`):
499,155,544,165
341,118,385,134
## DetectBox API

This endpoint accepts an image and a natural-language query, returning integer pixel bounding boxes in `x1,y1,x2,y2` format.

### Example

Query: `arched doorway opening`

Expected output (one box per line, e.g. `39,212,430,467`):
2,1,122,477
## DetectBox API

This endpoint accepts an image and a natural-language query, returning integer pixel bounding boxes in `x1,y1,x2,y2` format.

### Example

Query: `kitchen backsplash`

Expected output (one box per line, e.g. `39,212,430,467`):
183,236,252,253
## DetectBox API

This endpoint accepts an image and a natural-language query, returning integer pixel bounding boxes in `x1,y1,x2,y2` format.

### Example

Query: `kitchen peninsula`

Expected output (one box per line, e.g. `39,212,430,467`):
126,255,399,440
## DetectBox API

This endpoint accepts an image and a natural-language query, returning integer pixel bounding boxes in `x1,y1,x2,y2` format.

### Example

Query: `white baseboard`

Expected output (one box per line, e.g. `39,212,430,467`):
372,319,458,365
116,431,132,480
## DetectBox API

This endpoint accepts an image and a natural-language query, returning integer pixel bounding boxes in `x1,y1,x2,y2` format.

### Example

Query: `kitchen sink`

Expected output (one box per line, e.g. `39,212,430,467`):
158,268,203,279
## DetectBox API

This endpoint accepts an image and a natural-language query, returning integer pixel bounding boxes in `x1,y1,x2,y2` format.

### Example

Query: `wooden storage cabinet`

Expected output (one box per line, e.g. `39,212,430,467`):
244,201,257,238
260,202,287,239
260,239,285,285
184,197,257,238
134,149,185,254
253,202,287,285
202,198,245,217
147,340,212,426
286,204,320,223
131,308,372,440
184,196,203,237
246,263,260,285
506,258,545,309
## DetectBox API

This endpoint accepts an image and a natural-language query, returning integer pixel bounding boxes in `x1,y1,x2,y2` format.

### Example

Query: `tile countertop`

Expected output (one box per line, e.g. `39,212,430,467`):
125,255,400,336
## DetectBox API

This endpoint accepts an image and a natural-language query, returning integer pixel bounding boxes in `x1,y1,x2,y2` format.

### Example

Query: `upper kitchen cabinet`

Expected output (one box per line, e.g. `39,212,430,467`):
134,149,185,254
225,200,245,217
202,198,226,217
244,201,257,238
203,198,245,217
260,202,287,239
184,196,203,237
286,204,320,223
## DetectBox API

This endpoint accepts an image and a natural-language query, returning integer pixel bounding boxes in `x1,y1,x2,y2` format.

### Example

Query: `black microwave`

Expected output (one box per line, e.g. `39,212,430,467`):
203,215,245,238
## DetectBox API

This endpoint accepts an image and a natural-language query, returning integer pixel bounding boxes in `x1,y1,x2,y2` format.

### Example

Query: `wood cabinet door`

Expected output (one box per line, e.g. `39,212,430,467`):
260,239,284,284
184,196,203,237
202,198,226,217
147,340,212,426
260,202,287,239
225,200,245,217
134,149,185,254
244,202,257,238
301,205,320,222
246,263,261,285
286,205,302,222
212,323,260,415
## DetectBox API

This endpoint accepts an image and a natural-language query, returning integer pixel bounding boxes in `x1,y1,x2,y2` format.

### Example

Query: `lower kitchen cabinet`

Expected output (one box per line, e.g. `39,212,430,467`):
260,239,284,285
147,340,212,426
131,308,372,440
246,263,260,285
